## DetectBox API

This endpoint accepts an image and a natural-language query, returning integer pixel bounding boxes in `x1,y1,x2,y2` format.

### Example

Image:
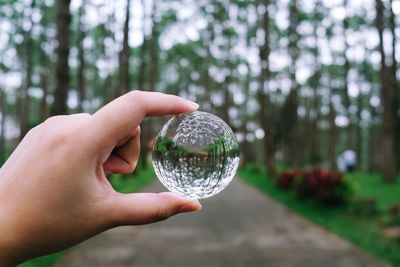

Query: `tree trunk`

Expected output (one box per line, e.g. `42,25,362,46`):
309,0,322,166
147,0,158,92
221,18,233,128
138,0,148,170
258,0,275,175
310,80,321,165
105,2,117,102
38,0,50,122
137,0,148,92
342,0,352,149
287,0,300,166
356,88,363,170
40,72,49,122
240,63,255,164
389,0,398,86
19,0,36,140
375,0,397,181
202,55,212,111
328,100,337,169
0,90,6,164
202,21,215,112
77,0,86,112
389,0,400,169
222,77,231,127
117,0,131,95
51,0,71,116
140,0,159,169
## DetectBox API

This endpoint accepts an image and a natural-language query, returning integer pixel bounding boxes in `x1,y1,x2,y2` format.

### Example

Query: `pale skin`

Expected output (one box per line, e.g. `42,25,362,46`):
0,91,202,266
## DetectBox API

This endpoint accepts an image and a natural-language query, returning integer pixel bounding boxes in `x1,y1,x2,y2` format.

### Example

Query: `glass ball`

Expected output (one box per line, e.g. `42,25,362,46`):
152,111,240,199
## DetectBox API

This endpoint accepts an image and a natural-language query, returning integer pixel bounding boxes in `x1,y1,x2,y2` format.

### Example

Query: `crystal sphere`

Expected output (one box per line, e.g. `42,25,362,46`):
152,111,240,199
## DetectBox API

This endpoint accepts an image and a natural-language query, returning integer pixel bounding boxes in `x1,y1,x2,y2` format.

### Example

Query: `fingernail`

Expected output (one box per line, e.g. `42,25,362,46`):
185,100,199,110
180,200,202,212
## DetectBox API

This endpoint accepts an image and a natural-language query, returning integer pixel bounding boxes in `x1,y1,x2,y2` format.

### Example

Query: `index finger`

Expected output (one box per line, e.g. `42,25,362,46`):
92,91,199,143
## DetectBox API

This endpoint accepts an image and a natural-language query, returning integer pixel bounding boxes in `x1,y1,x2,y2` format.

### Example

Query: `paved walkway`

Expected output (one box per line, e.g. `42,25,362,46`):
56,179,390,267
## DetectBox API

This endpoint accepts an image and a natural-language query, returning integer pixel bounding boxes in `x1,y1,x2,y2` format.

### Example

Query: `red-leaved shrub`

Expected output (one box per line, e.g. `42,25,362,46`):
276,171,300,190
277,168,352,206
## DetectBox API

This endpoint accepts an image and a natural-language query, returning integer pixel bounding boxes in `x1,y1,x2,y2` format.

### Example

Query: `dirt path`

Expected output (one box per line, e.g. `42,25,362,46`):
56,179,390,267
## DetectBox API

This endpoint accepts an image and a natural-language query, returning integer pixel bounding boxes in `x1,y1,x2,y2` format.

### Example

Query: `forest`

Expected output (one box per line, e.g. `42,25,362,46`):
0,0,399,181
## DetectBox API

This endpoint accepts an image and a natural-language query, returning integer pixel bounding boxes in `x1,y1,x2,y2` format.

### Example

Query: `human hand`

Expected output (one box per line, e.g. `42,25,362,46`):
0,91,201,266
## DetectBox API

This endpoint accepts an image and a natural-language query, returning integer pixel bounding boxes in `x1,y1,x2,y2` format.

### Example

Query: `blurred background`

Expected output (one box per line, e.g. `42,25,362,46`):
0,0,399,176
1,0,400,266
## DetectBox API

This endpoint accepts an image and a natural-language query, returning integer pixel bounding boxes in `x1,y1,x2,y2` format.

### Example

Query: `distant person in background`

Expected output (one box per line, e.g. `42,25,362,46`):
337,149,357,172
0,91,202,266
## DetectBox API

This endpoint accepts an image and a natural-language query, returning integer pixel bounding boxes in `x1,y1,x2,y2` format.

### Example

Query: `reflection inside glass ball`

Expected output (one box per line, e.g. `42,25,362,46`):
152,111,240,199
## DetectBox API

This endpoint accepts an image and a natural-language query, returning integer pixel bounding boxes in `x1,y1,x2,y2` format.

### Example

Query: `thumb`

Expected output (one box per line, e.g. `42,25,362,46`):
109,192,202,226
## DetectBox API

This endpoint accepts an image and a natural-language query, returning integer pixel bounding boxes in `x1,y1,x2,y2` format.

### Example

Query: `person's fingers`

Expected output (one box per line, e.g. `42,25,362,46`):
93,91,199,144
109,192,202,225
103,127,141,174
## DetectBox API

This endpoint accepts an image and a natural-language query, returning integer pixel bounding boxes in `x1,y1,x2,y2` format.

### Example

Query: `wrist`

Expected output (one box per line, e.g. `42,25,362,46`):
0,213,20,267
0,189,24,266
0,252,17,267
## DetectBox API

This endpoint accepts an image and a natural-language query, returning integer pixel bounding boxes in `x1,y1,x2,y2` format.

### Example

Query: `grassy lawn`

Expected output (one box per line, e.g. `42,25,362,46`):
239,167,400,267
350,173,400,210
19,167,155,267
110,167,155,193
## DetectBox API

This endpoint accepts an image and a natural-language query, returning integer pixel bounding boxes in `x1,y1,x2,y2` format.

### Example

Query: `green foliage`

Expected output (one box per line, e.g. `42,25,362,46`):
19,253,64,267
351,197,381,217
385,204,400,226
346,15,368,30
349,173,400,210
153,136,175,154
109,168,155,194
242,162,264,174
239,166,400,267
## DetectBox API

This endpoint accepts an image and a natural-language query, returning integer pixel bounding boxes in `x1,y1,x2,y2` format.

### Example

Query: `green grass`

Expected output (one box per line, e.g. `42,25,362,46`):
18,253,65,267
239,167,400,267
110,167,155,193
349,173,400,210
19,168,155,267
